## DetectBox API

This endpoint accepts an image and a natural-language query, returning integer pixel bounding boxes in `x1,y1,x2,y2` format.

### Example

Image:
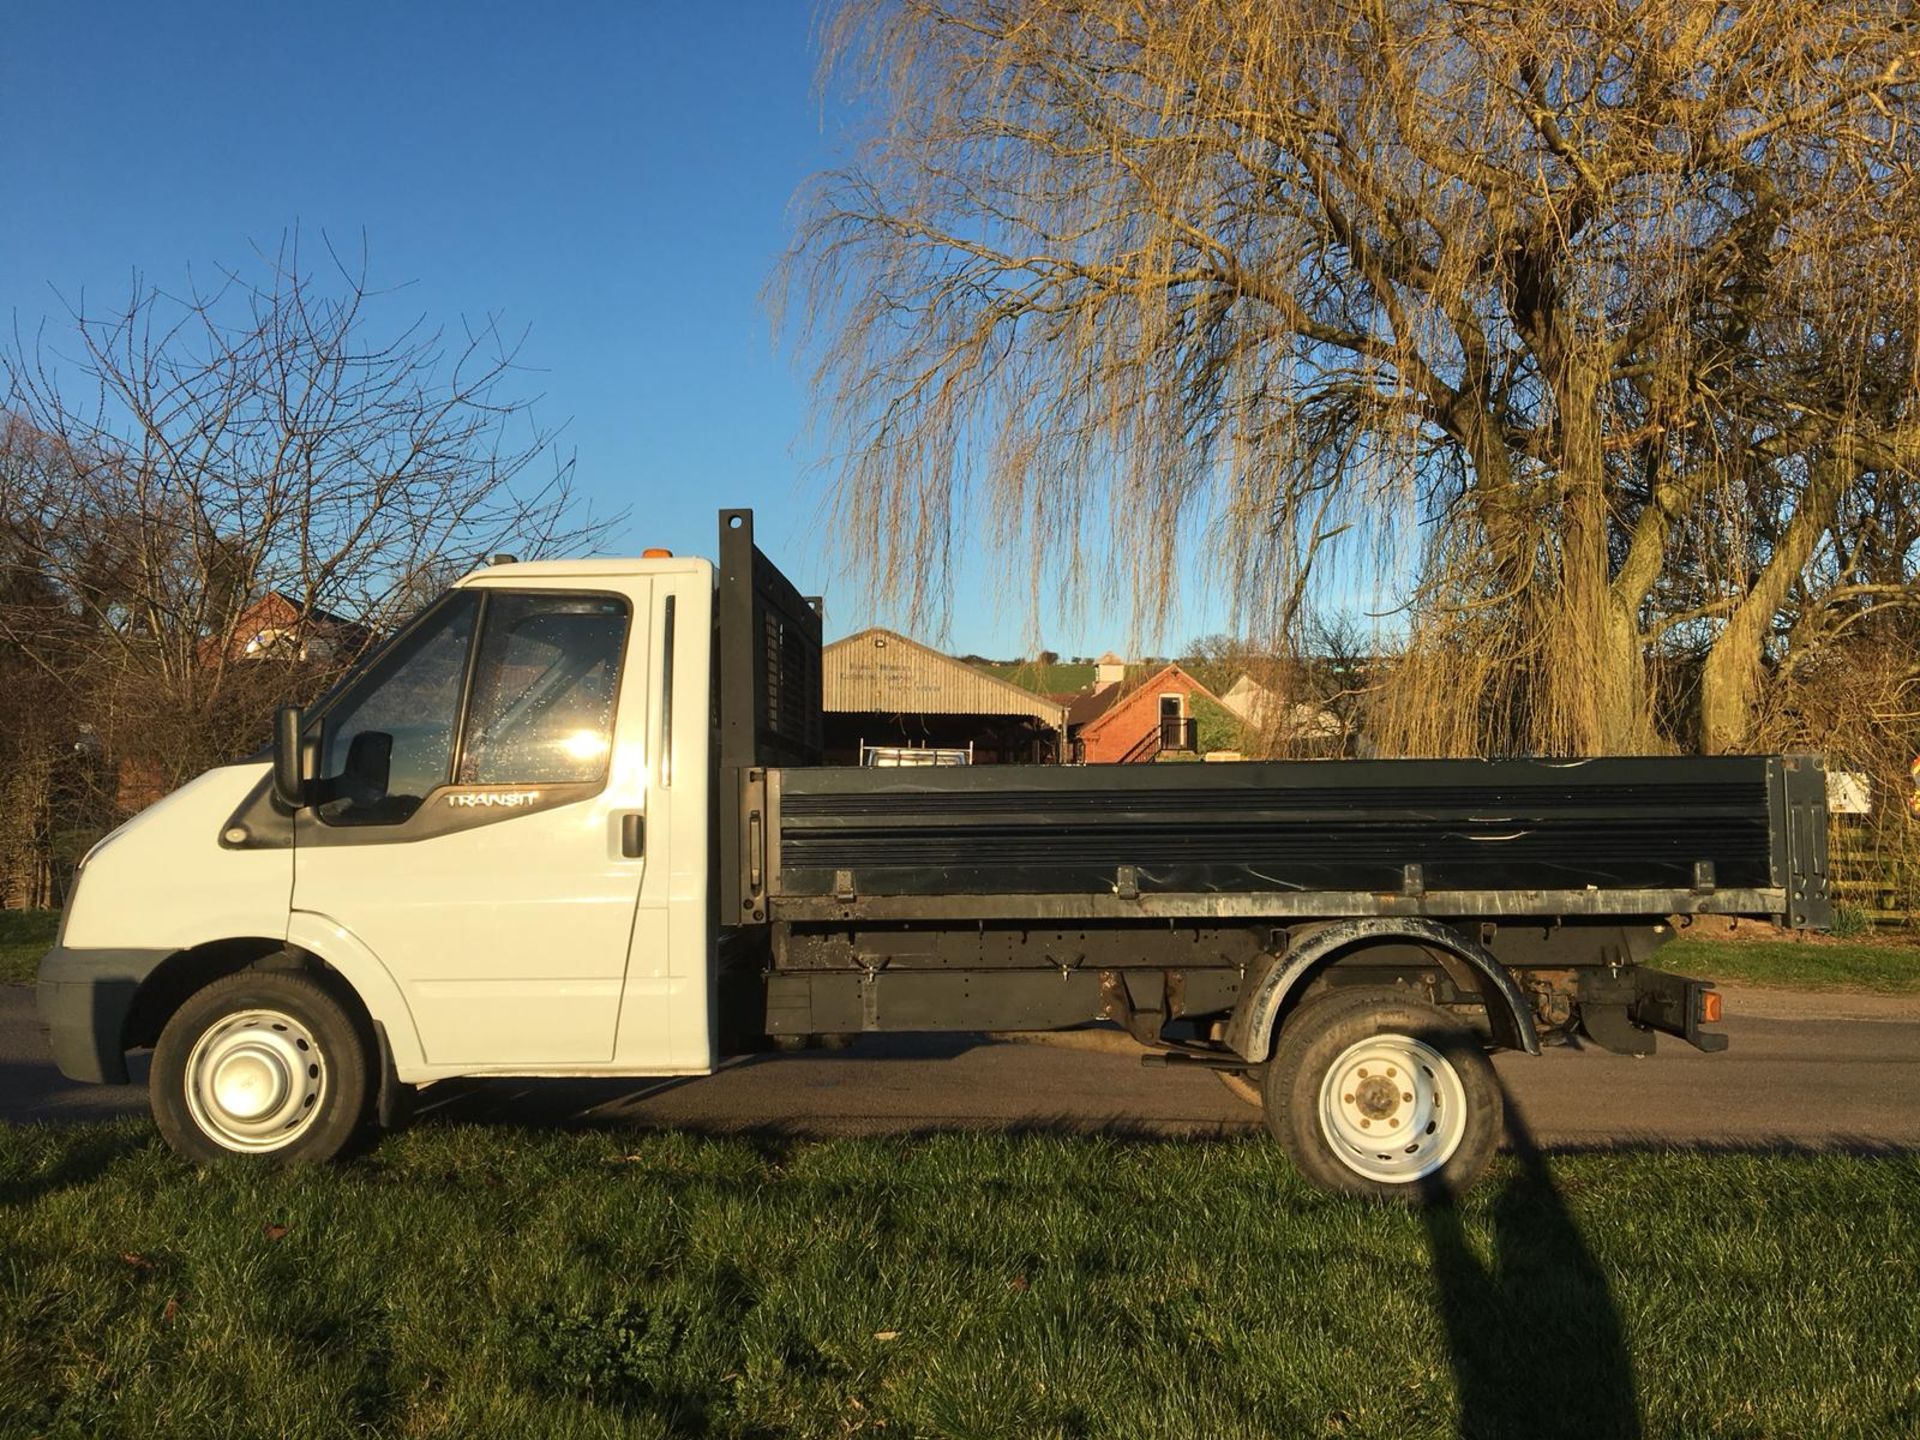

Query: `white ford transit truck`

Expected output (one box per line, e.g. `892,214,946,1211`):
38,509,1831,1198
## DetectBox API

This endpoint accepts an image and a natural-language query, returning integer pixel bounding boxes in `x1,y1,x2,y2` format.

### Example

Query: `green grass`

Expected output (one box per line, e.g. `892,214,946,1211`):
973,660,1242,698
2,1124,1917,1438
0,910,56,986
971,660,1098,695
1660,934,1920,994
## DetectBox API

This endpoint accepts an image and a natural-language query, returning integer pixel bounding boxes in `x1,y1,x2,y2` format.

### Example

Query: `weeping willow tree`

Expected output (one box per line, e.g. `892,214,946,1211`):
786,0,1920,758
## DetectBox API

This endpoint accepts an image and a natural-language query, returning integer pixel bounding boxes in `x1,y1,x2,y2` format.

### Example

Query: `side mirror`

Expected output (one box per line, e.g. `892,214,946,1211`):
272,705,307,810
341,730,393,807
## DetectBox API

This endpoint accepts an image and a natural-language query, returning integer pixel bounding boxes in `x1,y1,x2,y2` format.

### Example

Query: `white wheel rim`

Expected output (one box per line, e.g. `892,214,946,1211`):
1317,1032,1467,1184
183,1008,328,1152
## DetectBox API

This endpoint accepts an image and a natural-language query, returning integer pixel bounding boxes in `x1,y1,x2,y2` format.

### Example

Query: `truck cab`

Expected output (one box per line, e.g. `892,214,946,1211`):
41,550,721,1154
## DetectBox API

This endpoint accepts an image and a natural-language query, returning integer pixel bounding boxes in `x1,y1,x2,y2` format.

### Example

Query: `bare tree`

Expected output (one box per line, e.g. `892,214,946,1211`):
1185,622,1374,758
1,234,609,819
786,0,1920,757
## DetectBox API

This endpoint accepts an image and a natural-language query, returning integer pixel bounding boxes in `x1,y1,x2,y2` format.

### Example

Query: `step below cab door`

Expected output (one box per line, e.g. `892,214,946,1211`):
291,580,656,1068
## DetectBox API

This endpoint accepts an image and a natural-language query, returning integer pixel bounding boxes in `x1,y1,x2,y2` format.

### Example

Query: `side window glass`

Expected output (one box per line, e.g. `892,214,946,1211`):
316,593,478,825
459,594,628,785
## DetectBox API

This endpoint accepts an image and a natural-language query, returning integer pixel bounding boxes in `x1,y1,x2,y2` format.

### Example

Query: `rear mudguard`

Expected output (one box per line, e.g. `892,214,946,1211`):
1224,916,1540,1062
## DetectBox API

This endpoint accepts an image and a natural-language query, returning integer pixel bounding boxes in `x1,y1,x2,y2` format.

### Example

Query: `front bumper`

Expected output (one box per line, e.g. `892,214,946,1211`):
35,946,172,1084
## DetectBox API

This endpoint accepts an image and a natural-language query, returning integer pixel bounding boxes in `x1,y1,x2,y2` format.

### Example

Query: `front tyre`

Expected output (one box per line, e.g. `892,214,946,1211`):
1263,988,1500,1201
151,970,372,1162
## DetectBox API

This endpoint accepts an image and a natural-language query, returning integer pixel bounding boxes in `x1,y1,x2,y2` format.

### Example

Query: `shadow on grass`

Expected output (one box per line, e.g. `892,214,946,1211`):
1422,1094,1640,1440
0,1049,150,1121
0,1111,152,1209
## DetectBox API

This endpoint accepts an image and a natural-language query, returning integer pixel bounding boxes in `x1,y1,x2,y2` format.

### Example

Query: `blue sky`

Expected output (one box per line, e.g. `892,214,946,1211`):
1,2,1232,657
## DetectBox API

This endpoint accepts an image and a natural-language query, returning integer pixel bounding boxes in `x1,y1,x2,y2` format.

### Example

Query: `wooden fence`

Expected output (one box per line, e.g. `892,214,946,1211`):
1830,820,1918,926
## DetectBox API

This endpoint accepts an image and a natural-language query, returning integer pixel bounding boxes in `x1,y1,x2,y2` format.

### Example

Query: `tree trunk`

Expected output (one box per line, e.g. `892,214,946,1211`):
1550,371,1656,755
1699,613,1765,755
1699,455,1849,753
1554,486,1655,754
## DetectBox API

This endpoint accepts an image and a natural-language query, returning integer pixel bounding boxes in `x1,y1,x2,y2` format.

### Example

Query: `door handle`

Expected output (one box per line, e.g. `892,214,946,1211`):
621,813,645,859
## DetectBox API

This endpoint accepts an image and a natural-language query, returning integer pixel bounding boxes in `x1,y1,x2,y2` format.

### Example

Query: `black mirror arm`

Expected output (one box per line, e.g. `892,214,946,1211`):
271,705,310,811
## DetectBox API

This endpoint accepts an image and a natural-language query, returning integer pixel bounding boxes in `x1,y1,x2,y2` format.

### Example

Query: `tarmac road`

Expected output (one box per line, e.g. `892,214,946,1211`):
3,983,1918,1151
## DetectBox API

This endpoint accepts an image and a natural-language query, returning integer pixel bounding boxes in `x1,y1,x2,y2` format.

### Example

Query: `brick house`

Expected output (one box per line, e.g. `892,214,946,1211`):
1072,662,1224,763
200,591,375,666
118,594,377,811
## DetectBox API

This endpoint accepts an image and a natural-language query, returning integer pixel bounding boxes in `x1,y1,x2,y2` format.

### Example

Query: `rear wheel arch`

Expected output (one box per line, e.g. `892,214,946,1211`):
1227,918,1539,1063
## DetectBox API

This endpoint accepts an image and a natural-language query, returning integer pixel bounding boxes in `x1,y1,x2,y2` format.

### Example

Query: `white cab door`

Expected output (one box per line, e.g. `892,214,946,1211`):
292,582,652,1067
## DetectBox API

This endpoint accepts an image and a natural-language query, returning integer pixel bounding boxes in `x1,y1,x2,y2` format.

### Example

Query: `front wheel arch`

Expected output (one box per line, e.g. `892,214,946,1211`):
122,940,380,1051
121,937,289,1051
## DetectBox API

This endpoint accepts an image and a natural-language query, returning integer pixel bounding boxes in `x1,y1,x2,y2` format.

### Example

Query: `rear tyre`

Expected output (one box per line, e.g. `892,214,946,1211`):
1262,988,1500,1201
151,969,372,1162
